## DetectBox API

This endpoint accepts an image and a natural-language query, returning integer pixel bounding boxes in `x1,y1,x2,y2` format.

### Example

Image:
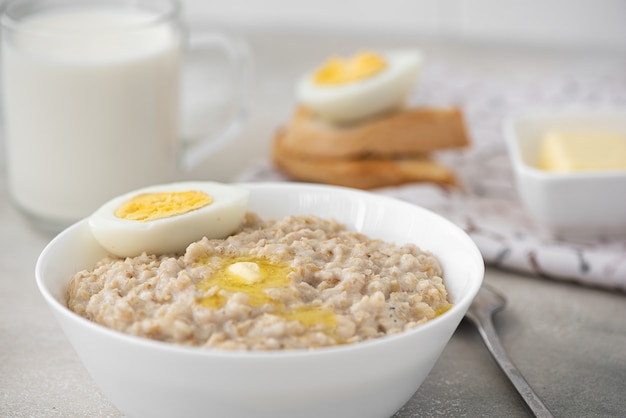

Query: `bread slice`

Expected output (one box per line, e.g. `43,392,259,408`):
278,106,470,159
273,130,457,189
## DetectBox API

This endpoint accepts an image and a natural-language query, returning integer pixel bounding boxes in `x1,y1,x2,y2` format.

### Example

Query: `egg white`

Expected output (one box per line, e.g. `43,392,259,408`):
89,181,249,257
296,50,422,124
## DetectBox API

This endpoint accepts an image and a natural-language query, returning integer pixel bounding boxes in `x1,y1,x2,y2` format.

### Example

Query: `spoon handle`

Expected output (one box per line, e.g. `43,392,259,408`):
475,315,554,418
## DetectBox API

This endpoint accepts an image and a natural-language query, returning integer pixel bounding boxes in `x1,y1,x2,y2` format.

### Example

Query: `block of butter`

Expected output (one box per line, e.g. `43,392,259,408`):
538,131,626,172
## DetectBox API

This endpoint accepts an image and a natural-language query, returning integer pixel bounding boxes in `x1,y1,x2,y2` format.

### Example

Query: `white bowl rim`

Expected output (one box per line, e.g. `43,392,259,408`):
36,181,484,359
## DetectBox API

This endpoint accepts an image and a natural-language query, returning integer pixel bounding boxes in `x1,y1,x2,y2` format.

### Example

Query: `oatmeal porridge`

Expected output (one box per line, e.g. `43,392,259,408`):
67,213,451,350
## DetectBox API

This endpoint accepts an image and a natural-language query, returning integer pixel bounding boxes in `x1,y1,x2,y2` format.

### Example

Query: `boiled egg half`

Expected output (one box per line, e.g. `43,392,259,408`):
89,181,249,257
296,50,422,124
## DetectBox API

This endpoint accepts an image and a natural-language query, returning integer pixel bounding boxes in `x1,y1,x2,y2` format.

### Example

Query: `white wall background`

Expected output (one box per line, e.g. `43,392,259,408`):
181,0,626,51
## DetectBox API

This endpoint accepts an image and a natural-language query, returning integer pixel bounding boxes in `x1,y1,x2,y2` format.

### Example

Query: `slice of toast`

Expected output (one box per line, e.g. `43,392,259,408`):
273,130,457,189
278,106,470,159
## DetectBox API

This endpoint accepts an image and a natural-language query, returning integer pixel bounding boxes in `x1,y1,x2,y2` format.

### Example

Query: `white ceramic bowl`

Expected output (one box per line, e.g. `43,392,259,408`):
36,182,484,418
504,108,626,239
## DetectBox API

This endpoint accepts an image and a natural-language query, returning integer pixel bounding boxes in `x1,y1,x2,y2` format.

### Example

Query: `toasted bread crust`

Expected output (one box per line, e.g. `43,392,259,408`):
278,106,470,159
273,130,457,189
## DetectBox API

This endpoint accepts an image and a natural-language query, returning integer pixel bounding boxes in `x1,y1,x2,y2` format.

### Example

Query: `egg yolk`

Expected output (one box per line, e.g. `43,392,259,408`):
197,256,337,334
114,190,213,222
313,51,387,85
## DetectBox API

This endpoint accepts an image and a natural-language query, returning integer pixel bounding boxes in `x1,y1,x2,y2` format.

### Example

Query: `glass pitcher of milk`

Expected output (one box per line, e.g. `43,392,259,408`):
1,0,252,232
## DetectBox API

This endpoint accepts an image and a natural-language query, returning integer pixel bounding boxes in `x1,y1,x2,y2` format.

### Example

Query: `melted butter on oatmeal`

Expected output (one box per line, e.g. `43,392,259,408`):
282,305,337,328
196,255,337,331
436,304,452,316
227,261,262,283
197,256,293,308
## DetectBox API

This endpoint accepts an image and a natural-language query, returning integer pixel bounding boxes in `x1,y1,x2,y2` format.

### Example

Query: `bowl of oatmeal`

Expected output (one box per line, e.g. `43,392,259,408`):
36,182,483,418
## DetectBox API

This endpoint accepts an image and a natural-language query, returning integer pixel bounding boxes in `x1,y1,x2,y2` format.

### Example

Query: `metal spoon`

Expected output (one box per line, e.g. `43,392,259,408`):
464,284,554,418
